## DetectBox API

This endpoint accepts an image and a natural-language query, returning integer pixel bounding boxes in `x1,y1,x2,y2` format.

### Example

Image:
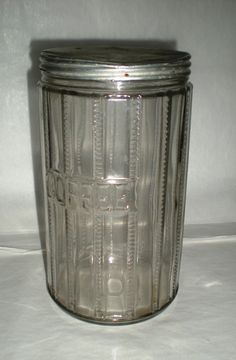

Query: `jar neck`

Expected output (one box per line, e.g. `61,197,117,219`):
40,76,190,96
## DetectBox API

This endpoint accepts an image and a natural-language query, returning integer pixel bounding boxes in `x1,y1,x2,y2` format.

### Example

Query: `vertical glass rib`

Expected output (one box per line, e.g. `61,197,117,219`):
93,98,104,179
158,95,173,309
74,210,82,312
93,98,104,317
149,97,160,311
48,199,57,295
55,203,67,303
151,95,171,311
94,214,104,317
172,85,193,293
166,93,185,299
161,94,185,302
40,87,52,289
125,96,141,318
48,92,64,171
62,94,72,175
62,93,75,309
103,213,113,316
129,96,141,179
46,91,53,170
65,209,75,310
76,99,83,176
126,212,137,317
42,88,50,171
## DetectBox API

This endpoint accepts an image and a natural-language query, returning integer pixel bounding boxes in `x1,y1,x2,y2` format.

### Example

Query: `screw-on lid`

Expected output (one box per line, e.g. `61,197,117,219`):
40,46,191,91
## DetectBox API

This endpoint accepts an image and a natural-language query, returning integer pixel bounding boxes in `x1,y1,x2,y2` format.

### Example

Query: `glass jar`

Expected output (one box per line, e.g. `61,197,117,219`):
39,46,192,324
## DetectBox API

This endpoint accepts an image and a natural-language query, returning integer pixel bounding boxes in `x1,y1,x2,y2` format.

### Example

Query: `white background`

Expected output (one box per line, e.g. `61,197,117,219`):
0,0,236,242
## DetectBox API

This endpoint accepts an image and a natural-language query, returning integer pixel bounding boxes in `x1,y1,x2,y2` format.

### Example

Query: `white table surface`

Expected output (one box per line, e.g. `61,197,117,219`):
1,236,236,360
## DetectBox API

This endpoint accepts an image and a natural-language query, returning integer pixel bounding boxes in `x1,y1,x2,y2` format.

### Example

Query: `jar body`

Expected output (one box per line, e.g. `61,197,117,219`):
40,82,192,324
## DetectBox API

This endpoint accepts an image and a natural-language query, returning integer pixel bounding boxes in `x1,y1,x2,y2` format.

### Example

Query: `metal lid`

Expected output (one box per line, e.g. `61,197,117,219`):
40,46,191,91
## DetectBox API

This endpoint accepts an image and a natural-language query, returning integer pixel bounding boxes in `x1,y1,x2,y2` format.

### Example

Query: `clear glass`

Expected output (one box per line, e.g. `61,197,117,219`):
39,60,192,324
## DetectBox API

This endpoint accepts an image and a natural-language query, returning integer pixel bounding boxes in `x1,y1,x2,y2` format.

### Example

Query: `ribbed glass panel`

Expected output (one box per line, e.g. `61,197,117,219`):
41,85,192,324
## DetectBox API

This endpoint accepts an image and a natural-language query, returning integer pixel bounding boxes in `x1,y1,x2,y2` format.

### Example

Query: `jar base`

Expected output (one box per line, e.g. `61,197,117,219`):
47,285,179,326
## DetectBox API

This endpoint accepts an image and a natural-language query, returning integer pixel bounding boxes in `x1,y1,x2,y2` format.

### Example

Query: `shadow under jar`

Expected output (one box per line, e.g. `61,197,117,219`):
39,46,192,324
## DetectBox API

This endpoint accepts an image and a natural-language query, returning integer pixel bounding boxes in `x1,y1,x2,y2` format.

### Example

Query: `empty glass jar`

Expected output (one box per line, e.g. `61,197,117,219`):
39,46,192,324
